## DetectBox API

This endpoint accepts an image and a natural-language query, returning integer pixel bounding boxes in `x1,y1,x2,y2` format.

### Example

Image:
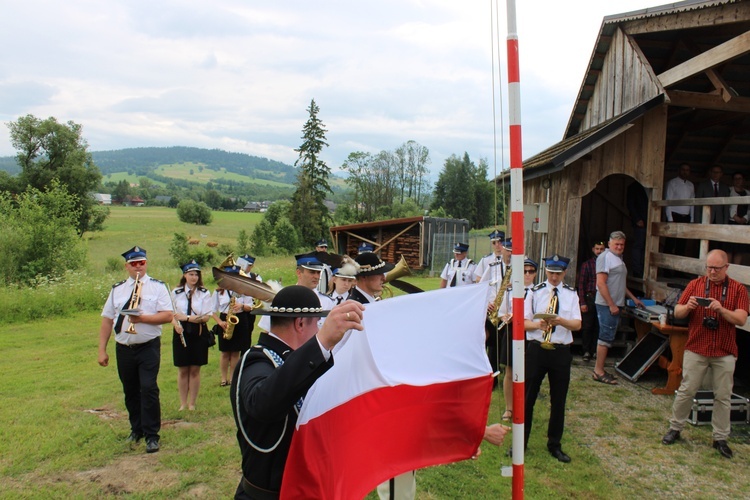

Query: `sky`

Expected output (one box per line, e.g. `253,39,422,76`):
0,0,667,177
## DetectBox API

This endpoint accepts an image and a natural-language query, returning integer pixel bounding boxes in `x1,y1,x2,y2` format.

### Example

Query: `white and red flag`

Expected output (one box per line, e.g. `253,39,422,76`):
280,283,494,499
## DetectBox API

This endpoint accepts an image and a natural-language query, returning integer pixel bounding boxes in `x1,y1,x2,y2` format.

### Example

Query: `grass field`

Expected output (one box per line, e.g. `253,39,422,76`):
2,208,749,498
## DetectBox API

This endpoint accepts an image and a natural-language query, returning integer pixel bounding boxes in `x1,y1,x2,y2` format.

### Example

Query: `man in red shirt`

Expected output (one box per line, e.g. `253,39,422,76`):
661,250,749,459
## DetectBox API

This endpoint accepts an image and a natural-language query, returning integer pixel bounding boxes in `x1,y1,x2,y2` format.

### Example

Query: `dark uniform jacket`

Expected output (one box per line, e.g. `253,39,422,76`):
346,287,372,304
231,332,333,495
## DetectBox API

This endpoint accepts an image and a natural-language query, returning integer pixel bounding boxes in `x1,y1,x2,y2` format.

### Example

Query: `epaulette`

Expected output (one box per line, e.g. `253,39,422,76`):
197,286,207,292
151,278,166,284
112,280,126,288
174,287,186,294
466,258,474,265
531,282,547,291
489,260,505,267
563,283,576,292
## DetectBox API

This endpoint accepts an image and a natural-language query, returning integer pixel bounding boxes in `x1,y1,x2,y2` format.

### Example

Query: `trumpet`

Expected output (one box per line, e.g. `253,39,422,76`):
540,292,558,350
125,272,143,335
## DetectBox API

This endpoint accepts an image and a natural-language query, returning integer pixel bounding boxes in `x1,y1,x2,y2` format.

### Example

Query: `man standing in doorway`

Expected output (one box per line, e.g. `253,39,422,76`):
696,164,730,225
577,240,605,363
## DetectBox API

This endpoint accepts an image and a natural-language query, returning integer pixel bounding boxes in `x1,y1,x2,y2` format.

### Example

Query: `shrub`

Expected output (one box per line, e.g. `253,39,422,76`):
0,181,87,284
176,199,213,225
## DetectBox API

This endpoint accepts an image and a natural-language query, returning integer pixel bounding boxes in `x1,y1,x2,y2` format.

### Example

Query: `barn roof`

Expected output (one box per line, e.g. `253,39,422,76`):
506,0,750,182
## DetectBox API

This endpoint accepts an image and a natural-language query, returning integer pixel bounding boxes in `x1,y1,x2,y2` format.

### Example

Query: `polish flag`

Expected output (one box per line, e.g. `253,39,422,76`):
281,283,494,499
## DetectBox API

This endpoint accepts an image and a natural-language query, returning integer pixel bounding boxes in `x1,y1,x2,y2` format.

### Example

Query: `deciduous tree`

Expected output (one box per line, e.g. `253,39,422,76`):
7,114,108,235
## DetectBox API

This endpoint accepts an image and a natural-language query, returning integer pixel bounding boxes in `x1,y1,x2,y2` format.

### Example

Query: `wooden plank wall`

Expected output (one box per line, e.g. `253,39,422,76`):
521,107,667,286
582,27,662,131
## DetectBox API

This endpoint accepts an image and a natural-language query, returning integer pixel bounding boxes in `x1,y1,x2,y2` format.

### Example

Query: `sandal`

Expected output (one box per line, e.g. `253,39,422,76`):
220,381,229,387
592,371,618,385
501,410,512,422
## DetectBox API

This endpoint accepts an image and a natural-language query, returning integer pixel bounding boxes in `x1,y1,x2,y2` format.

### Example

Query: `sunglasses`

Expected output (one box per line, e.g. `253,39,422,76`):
128,260,147,267
523,269,537,274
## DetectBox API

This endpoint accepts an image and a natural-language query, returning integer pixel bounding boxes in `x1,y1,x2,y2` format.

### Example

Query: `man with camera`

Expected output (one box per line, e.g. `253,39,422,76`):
661,250,748,459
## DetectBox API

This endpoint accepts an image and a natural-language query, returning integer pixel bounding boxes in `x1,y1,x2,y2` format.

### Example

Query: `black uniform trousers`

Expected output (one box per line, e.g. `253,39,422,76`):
116,337,161,439
524,340,571,452
580,294,598,356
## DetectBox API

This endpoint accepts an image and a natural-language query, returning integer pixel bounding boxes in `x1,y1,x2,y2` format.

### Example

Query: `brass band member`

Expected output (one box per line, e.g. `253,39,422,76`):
171,259,212,411
329,262,358,304
212,264,254,387
439,242,476,288
476,230,511,385
495,257,538,422
97,246,173,453
523,255,581,463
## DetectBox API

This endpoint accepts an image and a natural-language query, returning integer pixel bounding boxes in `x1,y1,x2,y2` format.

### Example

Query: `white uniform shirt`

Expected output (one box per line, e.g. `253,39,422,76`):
440,258,477,287
664,176,695,221
212,289,252,315
524,281,581,345
475,253,505,283
172,286,213,319
101,274,173,345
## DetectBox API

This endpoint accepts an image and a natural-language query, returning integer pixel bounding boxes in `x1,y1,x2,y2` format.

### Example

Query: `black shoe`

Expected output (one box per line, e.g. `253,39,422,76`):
661,429,680,445
582,353,591,363
146,438,160,453
125,432,143,444
713,440,733,459
549,448,571,463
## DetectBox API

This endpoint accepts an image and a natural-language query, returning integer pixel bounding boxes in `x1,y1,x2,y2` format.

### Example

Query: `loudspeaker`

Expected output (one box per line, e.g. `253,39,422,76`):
615,330,669,382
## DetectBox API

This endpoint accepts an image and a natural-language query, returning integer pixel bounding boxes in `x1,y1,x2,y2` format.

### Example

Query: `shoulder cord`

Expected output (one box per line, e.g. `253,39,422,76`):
234,348,298,453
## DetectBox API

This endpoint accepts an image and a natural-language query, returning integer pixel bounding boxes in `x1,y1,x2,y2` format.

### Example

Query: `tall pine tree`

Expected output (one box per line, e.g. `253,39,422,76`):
289,99,332,245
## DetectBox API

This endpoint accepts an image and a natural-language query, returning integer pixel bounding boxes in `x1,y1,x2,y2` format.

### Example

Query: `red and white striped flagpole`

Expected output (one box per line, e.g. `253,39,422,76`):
506,0,525,497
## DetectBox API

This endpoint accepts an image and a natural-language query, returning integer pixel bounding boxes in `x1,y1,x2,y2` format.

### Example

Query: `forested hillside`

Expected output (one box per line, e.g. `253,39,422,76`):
0,146,298,183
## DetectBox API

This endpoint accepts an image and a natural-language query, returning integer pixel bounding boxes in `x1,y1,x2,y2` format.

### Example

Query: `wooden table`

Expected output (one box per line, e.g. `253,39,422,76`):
632,318,689,395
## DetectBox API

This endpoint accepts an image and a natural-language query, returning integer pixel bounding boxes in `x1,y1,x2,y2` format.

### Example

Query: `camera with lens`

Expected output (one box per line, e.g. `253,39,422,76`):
703,316,719,330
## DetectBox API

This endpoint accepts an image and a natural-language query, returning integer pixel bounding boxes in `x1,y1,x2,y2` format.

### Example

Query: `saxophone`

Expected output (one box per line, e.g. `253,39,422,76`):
125,272,143,334
224,294,239,340
488,264,512,327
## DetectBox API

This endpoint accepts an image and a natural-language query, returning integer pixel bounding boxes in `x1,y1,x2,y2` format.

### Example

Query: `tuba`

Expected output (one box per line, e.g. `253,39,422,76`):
125,272,143,334
488,265,512,327
540,292,558,350
381,255,412,299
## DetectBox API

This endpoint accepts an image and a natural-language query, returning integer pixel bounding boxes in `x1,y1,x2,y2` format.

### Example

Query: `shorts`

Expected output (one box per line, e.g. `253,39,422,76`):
596,303,621,347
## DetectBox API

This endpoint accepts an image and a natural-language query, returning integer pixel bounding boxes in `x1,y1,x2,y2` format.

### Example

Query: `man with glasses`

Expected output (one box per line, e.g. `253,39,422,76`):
97,246,174,453
661,250,748,459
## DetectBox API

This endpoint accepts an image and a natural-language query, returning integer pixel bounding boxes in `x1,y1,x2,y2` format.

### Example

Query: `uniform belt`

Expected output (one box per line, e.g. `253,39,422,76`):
241,476,279,500
117,337,159,349
530,340,570,348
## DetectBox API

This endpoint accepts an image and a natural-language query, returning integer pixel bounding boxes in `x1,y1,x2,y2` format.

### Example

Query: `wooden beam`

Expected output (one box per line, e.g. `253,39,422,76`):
651,220,750,244
657,30,750,87
650,252,750,284
666,90,750,113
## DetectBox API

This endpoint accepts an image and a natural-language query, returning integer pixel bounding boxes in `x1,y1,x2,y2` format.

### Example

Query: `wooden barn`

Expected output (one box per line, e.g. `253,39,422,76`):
506,0,750,305
329,216,470,270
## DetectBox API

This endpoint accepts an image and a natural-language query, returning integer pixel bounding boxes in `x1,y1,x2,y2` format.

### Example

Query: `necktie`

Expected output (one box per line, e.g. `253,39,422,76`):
114,284,137,334
186,289,193,317
551,287,559,333
450,260,461,287
336,296,343,305
714,182,719,197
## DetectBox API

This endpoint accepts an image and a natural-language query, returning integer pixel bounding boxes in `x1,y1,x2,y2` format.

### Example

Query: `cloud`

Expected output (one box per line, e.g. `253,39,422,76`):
0,0,662,175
